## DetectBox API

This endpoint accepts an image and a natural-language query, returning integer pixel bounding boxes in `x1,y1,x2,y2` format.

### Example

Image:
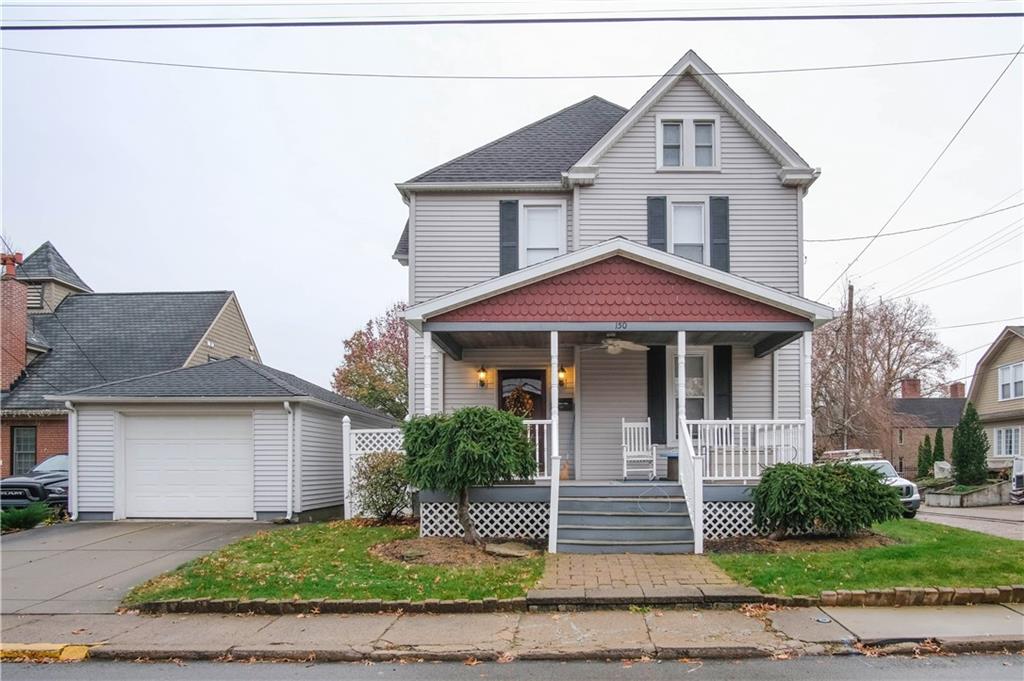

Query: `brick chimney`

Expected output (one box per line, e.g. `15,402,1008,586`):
900,377,921,398
1,252,27,391
949,382,965,399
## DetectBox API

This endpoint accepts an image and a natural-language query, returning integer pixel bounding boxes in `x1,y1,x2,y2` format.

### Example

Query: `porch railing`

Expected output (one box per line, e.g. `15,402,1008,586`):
524,419,553,479
689,419,805,481
678,417,704,554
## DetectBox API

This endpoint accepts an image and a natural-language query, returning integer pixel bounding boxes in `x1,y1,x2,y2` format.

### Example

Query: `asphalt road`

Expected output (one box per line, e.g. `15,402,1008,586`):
3,656,1023,680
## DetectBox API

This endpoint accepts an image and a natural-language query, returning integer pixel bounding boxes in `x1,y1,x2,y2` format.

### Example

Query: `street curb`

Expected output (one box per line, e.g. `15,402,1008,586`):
0,643,91,662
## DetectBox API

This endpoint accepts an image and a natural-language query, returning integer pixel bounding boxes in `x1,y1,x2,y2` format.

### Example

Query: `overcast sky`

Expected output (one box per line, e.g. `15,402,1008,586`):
3,1,1022,390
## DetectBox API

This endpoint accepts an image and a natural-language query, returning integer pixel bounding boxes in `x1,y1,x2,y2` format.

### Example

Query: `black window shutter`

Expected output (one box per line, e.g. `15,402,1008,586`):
499,200,519,275
713,345,733,419
647,197,667,251
647,345,667,444
709,196,730,272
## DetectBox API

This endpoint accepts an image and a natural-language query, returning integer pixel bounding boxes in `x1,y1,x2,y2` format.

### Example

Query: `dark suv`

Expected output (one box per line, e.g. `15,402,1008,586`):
1,454,69,510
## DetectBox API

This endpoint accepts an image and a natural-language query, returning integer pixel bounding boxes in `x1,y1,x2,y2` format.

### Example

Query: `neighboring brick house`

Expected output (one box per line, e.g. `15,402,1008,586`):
884,378,965,480
1,242,261,476
967,326,1024,469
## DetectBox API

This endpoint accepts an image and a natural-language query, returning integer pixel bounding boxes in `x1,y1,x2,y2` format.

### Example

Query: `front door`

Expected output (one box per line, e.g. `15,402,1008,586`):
498,370,548,476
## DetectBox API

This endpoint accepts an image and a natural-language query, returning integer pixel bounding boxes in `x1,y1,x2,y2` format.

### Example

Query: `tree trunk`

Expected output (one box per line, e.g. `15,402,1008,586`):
457,487,481,545
769,528,787,541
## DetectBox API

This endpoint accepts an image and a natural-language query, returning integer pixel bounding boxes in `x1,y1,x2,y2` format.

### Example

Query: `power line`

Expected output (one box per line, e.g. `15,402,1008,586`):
882,219,1023,297
815,43,1024,301
804,202,1023,243
889,259,1022,299
855,188,1023,279
3,46,1019,80
2,10,1023,30
933,315,1024,330
5,0,1008,7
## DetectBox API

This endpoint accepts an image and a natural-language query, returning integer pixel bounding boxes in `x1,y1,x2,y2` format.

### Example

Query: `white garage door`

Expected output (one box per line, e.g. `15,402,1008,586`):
125,414,254,518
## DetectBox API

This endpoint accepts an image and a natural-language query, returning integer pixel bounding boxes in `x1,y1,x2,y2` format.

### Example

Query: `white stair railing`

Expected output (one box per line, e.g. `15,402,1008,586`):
678,416,704,554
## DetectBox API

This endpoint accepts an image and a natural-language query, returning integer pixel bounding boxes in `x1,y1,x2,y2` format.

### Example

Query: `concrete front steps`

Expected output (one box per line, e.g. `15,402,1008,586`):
556,482,694,554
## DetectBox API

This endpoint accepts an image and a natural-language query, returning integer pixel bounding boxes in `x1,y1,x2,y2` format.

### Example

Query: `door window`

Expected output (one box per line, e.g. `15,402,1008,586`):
669,350,710,442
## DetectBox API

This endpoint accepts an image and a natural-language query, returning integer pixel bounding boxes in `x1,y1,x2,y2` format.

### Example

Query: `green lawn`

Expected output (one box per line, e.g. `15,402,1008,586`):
710,519,1024,595
124,522,544,605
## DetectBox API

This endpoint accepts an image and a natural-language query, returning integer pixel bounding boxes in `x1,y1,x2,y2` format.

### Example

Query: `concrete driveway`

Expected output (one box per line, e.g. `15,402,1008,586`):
918,505,1024,541
1,521,265,614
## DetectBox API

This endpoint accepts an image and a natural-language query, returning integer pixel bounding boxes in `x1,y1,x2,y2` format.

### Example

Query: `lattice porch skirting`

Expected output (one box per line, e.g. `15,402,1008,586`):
420,502,549,539
703,501,761,539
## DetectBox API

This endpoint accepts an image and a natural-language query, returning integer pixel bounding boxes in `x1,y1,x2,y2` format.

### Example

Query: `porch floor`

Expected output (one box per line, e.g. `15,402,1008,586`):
536,553,735,591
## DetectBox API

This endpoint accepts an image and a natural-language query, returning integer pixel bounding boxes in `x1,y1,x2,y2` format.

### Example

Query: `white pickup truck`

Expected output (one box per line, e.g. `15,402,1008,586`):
847,459,921,518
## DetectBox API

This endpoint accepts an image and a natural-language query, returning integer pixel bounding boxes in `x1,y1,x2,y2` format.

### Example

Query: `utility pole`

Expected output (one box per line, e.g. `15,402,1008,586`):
842,283,854,450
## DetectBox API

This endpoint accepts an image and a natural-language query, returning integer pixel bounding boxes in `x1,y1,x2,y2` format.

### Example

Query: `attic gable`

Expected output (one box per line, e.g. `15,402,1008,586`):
16,241,92,292
569,50,816,187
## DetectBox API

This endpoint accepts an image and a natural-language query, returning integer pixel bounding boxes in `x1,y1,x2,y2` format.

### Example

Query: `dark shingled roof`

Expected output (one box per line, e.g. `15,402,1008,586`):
16,241,92,292
2,291,232,412
892,398,966,427
405,95,627,184
393,219,409,263
58,357,394,422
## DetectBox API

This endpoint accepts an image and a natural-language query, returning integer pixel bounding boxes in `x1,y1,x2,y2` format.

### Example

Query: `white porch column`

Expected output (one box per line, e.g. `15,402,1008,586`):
422,330,432,415
547,331,561,553
801,330,813,463
676,331,686,438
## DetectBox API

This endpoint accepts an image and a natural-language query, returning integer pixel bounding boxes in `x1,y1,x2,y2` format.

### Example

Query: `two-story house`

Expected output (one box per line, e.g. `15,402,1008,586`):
382,51,834,553
967,326,1023,469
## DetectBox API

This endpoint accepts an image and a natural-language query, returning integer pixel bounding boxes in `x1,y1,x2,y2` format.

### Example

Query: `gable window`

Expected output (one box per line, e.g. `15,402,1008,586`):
897,429,905,445
655,114,720,171
661,122,683,167
998,362,1023,400
12,426,37,476
519,201,566,267
994,426,1020,457
669,200,708,264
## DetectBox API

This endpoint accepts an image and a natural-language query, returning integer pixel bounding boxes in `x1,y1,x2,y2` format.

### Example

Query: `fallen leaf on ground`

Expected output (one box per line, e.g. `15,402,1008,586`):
464,657,482,666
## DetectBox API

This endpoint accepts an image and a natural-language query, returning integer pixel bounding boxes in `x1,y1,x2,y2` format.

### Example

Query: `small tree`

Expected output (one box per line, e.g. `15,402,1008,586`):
952,402,989,486
332,302,408,420
932,428,946,468
403,407,536,544
351,450,410,522
916,434,933,479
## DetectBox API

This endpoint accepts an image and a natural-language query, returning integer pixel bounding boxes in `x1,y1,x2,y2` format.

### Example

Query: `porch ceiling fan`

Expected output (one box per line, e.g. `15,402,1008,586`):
582,336,649,354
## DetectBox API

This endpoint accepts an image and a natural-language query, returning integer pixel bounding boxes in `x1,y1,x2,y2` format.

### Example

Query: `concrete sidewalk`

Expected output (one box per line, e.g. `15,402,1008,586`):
2,605,1022,662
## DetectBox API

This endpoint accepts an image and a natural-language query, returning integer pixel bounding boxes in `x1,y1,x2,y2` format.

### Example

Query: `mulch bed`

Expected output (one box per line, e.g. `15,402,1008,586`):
370,537,524,567
707,532,897,554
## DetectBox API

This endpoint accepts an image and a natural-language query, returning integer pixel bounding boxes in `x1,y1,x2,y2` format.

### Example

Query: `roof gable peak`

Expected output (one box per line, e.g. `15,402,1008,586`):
16,241,92,292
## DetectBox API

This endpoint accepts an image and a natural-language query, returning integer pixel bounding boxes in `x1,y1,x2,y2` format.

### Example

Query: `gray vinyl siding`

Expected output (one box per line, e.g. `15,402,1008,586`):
76,408,116,512
732,346,774,420
296,404,344,512
575,76,800,294
579,349,648,480
253,408,288,513
775,341,802,419
442,347,576,477
411,192,572,304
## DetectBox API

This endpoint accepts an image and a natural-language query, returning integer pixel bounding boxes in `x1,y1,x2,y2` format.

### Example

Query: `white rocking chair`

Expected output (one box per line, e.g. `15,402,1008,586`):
622,418,657,480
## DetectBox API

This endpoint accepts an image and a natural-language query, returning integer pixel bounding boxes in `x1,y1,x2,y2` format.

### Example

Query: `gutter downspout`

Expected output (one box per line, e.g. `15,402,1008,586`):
65,401,78,521
284,401,294,521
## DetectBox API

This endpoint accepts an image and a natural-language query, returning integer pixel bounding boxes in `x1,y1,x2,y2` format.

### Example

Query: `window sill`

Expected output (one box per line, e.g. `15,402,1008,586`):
655,166,722,173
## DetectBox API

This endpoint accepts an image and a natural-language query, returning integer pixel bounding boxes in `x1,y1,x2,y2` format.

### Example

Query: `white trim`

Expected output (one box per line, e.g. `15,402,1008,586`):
518,198,568,268
404,237,834,327
655,114,721,172
801,331,813,463
993,426,1021,457
65,401,79,520
572,344,582,480
423,330,433,415
571,185,581,251
114,412,125,520
796,186,805,297
771,351,780,419
284,401,294,521
668,196,711,266
570,50,811,178
397,181,564,198
547,331,560,553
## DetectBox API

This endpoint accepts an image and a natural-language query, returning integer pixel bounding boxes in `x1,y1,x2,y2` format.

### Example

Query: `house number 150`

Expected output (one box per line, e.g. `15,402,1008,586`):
614,322,629,330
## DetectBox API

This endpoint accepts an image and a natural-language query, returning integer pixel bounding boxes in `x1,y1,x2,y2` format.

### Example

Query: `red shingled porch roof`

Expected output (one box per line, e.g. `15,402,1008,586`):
430,256,805,323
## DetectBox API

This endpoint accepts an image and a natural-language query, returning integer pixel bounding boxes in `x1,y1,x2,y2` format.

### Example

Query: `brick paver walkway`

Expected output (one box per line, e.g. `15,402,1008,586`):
537,553,736,590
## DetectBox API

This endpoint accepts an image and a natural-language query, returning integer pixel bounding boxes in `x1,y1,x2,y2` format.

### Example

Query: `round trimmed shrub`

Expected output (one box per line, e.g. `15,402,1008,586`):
752,463,904,539
351,450,410,522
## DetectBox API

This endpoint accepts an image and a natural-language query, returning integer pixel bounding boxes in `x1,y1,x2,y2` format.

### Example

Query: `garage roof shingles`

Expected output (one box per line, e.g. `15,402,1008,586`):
2,291,232,412
58,357,394,421
431,256,805,323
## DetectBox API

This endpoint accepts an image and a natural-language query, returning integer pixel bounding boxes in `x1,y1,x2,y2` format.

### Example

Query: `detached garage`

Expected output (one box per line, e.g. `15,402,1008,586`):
46,357,396,521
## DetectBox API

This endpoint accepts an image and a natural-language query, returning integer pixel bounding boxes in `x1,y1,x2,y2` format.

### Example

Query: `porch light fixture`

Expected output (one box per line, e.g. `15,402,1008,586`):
558,365,566,387
477,366,487,388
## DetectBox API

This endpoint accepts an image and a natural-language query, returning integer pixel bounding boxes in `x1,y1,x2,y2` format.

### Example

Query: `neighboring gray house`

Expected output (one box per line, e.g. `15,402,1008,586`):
47,358,395,521
365,50,834,553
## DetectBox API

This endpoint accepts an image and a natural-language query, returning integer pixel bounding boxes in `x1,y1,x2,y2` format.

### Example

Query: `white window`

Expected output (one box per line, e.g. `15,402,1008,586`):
998,362,1024,401
994,427,1021,457
661,122,683,167
655,114,720,171
669,199,708,264
519,202,566,267
666,347,713,445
